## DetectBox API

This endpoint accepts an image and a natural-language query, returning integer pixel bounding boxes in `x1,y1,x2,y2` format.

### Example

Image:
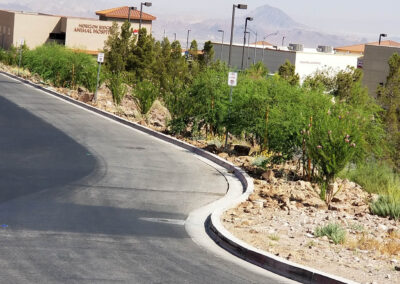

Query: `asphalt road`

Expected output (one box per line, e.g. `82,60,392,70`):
0,73,293,284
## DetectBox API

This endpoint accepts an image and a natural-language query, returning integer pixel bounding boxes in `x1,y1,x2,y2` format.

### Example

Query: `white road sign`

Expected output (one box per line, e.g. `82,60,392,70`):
228,72,238,86
97,53,104,63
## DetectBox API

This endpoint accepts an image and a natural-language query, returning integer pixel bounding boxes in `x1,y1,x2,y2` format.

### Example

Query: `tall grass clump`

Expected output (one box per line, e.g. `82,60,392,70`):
23,44,97,91
0,46,20,65
315,223,346,244
340,161,400,219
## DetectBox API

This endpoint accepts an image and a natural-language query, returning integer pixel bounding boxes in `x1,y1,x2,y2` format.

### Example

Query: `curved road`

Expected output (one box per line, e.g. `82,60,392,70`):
0,74,294,283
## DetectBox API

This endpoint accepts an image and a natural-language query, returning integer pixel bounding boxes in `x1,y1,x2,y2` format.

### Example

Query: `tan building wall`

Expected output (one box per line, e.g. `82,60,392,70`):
362,45,400,97
0,10,15,49
63,18,152,52
0,9,153,52
13,13,62,48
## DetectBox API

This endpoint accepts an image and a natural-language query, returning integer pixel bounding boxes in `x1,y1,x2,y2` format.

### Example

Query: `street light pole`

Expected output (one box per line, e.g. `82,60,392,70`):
218,29,224,60
186,29,191,57
127,6,136,23
241,16,253,70
379,33,387,45
282,36,285,46
139,2,152,37
225,4,247,150
228,4,247,67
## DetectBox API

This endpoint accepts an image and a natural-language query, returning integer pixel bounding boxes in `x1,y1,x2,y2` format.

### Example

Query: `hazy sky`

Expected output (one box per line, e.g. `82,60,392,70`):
1,0,399,38
143,0,400,38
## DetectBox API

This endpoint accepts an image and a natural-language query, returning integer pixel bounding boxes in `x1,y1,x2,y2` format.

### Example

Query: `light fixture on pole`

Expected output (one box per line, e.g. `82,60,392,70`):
379,33,387,45
282,36,285,47
241,16,253,70
228,4,247,67
225,3,248,150
218,29,224,60
139,2,152,36
261,31,278,62
127,6,137,23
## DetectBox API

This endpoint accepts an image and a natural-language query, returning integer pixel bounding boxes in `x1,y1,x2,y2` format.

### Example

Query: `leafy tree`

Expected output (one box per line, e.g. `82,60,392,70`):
104,22,132,74
128,28,156,81
303,68,336,92
198,41,215,67
278,60,299,85
163,40,192,117
189,39,198,60
378,53,400,168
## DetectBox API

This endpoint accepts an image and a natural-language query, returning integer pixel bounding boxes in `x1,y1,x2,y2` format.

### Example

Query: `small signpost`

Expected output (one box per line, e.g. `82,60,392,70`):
17,39,24,76
94,52,104,102
225,71,238,149
228,72,238,86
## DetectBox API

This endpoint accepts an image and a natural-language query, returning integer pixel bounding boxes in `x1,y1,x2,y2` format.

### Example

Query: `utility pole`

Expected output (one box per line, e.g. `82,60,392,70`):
127,6,136,23
225,4,247,150
94,53,104,102
139,2,152,38
186,29,191,58
218,29,224,60
241,16,253,70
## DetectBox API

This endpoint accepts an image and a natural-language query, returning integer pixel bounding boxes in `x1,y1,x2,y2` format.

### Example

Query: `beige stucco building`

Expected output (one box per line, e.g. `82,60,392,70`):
0,6,156,53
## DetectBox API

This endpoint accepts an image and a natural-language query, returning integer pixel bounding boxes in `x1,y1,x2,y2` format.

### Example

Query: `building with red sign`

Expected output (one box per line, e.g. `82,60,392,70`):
0,6,156,53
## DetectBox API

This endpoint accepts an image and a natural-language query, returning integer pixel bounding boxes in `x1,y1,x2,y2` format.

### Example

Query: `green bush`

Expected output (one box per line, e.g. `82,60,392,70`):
107,72,126,105
370,193,400,220
340,162,398,194
315,223,346,244
0,46,19,65
340,161,400,219
23,44,97,91
133,79,159,114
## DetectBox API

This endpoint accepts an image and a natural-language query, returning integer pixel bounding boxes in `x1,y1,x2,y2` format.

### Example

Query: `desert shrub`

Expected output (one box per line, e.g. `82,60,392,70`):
23,44,97,91
340,161,398,194
315,223,346,244
169,62,229,136
107,72,126,105
0,46,19,65
340,161,400,219
133,79,159,114
370,188,400,220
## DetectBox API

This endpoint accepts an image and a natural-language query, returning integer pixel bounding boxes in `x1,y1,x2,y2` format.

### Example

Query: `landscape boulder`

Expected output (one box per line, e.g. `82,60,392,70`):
233,145,251,156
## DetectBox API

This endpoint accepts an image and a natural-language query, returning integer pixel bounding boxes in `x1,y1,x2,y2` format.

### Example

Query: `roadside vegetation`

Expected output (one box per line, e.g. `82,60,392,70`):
0,20,399,219
315,223,347,244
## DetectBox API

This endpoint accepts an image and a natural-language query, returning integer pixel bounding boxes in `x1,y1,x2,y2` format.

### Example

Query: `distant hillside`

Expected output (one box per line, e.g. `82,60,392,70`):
153,4,369,48
247,4,303,29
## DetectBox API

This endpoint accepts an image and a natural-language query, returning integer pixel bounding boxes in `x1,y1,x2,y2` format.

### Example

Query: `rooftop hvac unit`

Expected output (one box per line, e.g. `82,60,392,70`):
288,43,304,51
317,45,333,53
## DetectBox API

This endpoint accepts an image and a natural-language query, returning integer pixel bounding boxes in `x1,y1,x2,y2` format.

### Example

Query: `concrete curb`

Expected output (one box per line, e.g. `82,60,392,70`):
1,70,356,284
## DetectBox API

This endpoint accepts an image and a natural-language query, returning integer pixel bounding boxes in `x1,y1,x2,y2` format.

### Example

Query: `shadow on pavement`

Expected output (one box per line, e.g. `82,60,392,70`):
0,96,97,203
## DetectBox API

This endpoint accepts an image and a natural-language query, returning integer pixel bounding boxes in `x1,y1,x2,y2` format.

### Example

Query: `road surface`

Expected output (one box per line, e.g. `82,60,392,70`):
0,73,294,283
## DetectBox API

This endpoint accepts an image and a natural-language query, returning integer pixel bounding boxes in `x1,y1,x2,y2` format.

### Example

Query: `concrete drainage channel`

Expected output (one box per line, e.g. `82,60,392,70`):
1,70,357,284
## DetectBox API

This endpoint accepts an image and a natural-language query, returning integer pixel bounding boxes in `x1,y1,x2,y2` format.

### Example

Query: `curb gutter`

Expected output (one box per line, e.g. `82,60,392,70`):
1,71,357,284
